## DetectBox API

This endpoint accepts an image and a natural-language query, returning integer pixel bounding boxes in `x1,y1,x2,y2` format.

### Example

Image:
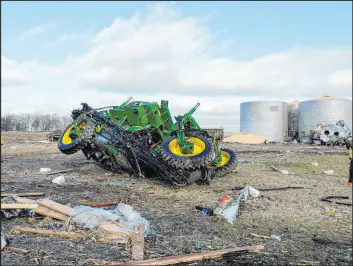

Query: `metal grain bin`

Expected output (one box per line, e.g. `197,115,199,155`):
297,96,352,137
240,101,289,141
288,100,299,137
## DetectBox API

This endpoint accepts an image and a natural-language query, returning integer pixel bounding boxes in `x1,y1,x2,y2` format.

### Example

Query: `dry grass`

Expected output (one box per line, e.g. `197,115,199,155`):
1,131,352,265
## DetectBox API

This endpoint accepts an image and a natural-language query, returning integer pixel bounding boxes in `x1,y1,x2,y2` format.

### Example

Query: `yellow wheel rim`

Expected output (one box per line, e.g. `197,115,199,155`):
208,151,230,168
62,122,86,145
168,137,206,157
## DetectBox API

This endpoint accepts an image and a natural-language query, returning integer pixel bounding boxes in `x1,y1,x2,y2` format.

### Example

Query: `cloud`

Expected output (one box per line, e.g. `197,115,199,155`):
2,3,352,132
18,22,58,43
55,24,95,43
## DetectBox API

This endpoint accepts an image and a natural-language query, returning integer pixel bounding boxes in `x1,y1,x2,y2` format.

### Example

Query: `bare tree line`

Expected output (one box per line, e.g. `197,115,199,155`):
1,113,73,132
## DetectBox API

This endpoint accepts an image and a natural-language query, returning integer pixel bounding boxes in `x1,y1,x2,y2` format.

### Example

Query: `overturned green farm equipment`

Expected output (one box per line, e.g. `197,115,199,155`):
58,97,237,186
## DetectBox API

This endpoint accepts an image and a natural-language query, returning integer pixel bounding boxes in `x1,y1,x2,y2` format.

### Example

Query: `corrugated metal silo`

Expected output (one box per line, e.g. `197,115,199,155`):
297,96,352,137
288,100,299,137
240,101,289,141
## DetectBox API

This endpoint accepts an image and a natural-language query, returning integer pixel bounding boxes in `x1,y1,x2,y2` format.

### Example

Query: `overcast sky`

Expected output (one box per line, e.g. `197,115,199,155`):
1,1,352,132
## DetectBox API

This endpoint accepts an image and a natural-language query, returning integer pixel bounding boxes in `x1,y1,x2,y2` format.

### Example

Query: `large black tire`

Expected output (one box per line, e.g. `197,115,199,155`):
209,148,238,177
161,135,215,170
58,119,95,155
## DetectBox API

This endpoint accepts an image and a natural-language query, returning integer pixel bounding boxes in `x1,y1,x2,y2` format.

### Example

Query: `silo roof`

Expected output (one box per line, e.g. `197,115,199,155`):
303,96,351,102
287,100,300,104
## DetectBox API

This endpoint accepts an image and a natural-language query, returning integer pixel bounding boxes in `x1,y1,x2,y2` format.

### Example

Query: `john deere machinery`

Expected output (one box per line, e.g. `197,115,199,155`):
57,97,237,186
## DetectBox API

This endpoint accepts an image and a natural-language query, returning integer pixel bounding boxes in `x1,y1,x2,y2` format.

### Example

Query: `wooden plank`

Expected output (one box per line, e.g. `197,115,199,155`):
76,200,119,207
17,227,84,240
36,199,73,216
13,196,69,221
131,224,145,261
250,233,271,239
1,193,45,197
45,169,74,176
109,245,265,265
7,247,29,254
1,203,38,209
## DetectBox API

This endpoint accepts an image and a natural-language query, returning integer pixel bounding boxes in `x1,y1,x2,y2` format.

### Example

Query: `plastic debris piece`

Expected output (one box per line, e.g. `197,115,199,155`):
9,145,24,149
271,234,281,241
1,233,8,250
1,196,23,219
40,168,51,173
52,175,65,185
115,203,153,237
195,206,214,216
195,240,201,250
72,205,121,229
103,180,145,186
323,170,334,175
218,186,261,224
279,170,289,175
311,162,319,166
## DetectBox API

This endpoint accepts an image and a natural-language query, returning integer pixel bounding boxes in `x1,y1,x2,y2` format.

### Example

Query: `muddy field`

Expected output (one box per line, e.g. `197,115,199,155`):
1,131,352,265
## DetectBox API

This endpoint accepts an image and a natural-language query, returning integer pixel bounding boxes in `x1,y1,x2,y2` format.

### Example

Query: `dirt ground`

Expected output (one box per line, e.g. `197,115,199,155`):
1,131,352,265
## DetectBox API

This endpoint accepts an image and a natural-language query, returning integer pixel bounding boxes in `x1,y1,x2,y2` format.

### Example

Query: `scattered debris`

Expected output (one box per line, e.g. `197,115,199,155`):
131,223,145,261
1,196,24,219
1,203,38,209
9,145,24,149
232,186,306,192
103,180,146,186
195,206,214,216
323,170,334,175
14,196,69,221
250,233,281,241
7,246,29,254
16,227,85,240
271,234,281,241
311,162,319,166
216,186,261,224
249,233,271,239
76,200,119,207
40,168,51,173
324,209,335,216
52,175,65,185
109,245,265,265
1,193,45,197
46,169,74,176
26,140,50,144
270,165,290,175
72,205,121,229
320,196,352,206
1,233,8,250
116,203,153,237
301,120,352,146
237,159,251,165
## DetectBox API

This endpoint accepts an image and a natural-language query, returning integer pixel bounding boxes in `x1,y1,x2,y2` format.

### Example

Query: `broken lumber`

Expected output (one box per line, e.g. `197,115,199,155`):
77,200,119,207
36,199,73,216
1,203,38,209
1,193,45,197
14,196,69,221
45,169,74,176
250,233,271,239
109,245,265,265
37,199,134,239
7,247,29,254
17,227,84,240
131,224,145,261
